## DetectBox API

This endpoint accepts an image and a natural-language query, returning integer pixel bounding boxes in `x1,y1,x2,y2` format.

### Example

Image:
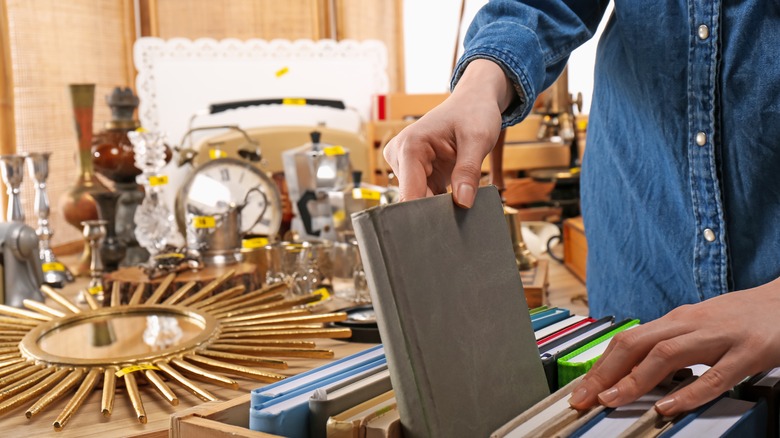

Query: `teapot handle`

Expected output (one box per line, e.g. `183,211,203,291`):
241,187,269,234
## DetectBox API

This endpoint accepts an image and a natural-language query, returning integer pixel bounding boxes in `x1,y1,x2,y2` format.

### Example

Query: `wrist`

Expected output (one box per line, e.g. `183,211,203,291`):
452,59,516,113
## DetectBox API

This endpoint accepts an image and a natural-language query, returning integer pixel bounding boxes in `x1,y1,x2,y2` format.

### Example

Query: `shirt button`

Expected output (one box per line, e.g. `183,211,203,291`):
703,228,716,242
698,24,709,40
696,132,707,146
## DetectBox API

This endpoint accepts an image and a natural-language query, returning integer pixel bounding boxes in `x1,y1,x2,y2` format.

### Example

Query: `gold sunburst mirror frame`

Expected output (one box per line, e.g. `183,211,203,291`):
0,270,351,431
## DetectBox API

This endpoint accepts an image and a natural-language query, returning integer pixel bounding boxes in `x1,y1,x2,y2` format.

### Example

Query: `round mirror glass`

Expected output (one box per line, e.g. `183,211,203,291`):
37,311,206,360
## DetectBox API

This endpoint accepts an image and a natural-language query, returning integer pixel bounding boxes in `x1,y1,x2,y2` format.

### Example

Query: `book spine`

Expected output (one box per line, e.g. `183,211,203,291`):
352,210,431,438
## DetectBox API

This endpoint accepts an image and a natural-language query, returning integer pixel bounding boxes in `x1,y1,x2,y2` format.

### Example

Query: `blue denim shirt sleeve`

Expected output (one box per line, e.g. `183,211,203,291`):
451,0,609,127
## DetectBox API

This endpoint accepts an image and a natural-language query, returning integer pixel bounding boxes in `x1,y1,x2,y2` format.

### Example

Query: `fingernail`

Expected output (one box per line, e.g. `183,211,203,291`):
598,387,619,405
455,183,475,208
655,397,677,415
568,387,588,406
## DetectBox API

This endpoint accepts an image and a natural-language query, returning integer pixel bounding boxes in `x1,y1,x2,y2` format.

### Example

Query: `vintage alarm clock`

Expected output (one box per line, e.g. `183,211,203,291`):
176,157,282,265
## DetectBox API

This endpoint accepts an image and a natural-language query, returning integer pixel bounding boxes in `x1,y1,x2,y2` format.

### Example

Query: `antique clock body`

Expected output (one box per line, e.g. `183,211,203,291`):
176,157,282,265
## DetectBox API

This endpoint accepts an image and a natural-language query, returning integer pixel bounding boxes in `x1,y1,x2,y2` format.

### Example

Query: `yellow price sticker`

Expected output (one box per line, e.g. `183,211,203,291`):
42,262,65,273
115,364,159,378
352,188,381,201
209,149,227,160
282,98,307,106
193,216,216,229
275,66,290,77
323,146,346,156
332,210,346,224
242,237,269,249
87,285,104,295
154,252,185,260
307,287,331,307
149,175,168,186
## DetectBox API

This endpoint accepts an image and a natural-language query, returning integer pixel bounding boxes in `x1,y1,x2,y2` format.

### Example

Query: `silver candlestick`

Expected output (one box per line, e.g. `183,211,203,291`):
81,219,107,304
0,154,26,222
25,152,74,287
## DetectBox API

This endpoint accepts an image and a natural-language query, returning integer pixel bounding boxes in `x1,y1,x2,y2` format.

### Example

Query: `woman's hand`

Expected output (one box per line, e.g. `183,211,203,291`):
568,276,780,416
383,59,515,208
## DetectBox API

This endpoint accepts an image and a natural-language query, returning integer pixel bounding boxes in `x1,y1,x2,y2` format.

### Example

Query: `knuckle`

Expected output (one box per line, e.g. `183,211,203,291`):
454,159,482,177
699,367,729,392
611,331,639,351
650,340,681,362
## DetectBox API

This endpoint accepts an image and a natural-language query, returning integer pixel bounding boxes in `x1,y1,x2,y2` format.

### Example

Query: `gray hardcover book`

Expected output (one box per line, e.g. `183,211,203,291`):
352,186,549,438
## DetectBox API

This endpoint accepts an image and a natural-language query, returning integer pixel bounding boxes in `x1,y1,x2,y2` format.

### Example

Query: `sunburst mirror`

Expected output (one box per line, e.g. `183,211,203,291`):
0,270,350,431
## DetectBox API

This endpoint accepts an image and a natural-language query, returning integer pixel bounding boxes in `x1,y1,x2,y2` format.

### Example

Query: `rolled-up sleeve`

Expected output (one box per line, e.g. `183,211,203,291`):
451,0,610,127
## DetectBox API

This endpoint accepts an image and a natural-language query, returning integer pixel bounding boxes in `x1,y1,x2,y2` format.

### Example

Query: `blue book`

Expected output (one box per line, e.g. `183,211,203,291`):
660,397,767,437
250,344,384,407
531,308,571,331
249,360,389,437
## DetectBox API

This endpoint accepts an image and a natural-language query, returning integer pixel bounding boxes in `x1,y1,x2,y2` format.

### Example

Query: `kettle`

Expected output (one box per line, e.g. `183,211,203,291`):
185,187,268,265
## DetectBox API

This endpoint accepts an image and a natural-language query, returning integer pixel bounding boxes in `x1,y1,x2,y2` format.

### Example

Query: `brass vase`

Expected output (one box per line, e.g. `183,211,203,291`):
60,84,110,276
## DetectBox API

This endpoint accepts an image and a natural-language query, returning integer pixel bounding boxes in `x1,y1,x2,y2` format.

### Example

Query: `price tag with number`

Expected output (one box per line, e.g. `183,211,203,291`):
193,216,216,229
149,175,168,186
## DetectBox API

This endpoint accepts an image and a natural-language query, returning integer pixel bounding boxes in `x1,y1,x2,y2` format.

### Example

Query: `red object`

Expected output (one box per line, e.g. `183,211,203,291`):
537,317,595,347
374,94,386,120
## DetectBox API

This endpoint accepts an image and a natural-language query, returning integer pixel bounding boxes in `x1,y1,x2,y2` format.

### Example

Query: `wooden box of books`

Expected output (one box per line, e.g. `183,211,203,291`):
171,394,282,438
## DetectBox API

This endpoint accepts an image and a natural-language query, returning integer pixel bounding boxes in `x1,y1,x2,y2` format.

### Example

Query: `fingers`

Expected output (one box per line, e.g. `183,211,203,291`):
451,131,493,208
595,332,726,409
568,321,691,410
383,136,432,202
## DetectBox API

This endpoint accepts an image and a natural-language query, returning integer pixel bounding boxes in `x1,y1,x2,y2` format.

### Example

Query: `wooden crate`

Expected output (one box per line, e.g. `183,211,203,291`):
170,394,282,438
520,259,549,308
563,217,587,283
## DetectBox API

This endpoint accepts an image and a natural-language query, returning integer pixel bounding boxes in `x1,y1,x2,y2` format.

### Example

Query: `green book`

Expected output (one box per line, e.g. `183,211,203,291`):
529,306,550,315
557,319,640,387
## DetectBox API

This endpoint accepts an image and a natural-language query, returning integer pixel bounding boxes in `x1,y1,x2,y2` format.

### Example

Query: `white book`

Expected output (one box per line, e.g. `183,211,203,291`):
534,315,588,341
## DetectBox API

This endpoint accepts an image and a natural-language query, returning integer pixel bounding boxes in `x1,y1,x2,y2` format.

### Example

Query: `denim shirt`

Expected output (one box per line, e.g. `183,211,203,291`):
453,0,780,322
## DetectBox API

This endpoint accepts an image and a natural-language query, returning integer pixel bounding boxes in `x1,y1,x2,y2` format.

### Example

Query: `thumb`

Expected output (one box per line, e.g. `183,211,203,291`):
451,137,492,208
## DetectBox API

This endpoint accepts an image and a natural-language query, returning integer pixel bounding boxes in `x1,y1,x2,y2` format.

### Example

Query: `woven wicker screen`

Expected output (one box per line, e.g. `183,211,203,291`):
335,0,403,93
5,0,135,246
154,0,324,40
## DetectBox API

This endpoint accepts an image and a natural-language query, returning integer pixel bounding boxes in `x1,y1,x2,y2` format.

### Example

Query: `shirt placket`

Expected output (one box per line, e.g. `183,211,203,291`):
687,0,728,300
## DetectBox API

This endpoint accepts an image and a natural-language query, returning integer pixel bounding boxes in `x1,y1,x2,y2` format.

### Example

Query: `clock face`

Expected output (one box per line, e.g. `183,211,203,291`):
178,158,282,237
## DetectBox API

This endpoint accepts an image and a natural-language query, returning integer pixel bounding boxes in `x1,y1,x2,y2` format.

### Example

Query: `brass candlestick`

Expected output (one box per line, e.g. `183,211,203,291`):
81,220,107,304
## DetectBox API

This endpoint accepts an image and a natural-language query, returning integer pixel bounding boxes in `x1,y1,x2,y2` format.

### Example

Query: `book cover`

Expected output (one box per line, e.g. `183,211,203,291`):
352,186,549,438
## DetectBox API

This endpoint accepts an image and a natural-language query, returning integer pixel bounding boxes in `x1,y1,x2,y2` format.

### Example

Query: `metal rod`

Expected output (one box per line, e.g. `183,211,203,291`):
219,308,312,327
144,369,178,406
170,358,238,389
221,324,328,333
162,281,197,305
145,273,176,305
217,328,352,341
0,305,50,322
40,285,80,314
22,300,65,319
0,367,68,417
179,270,236,306
110,282,121,307
0,361,27,378
101,367,117,417
0,347,19,355
0,367,54,401
184,354,286,383
123,372,147,424
216,296,321,321
188,285,245,310
25,368,85,419
154,361,216,402
228,312,347,327
212,339,317,348
52,368,101,431
206,344,335,359
198,282,287,312
128,283,145,305
196,350,288,369
0,364,44,389
81,290,100,310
